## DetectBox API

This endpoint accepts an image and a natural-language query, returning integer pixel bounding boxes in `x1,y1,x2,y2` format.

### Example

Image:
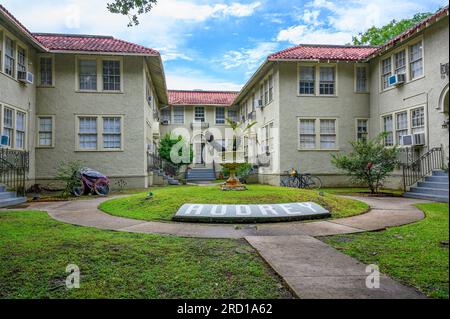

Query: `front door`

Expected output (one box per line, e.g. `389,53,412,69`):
195,143,205,166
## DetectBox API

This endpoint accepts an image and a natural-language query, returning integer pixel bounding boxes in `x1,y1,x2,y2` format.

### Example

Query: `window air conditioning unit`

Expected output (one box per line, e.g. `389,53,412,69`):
389,73,406,86
18,71,34,84
413,132,426,146
1,135,9,146
161,120,170,125
400,133,425,146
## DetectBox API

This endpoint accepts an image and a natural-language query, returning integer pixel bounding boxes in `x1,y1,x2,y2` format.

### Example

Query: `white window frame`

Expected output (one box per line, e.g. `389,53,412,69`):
0,103,27,150
0,29,28,80
75,56,124,93
382,114,394,146
194,106,205,123
380,104,427,147
379,37,425,92
298,63,338,97
298,117,339,151
173,106,185,124
36,115,56,148
355,118,369,142
215,106,226,125
75,115,124,152
261,122,274,154
38,54,55,87
354,64,369,93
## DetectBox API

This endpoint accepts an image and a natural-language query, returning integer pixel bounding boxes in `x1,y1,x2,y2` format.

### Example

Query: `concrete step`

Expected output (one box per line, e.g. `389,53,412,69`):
404,192,449,203
168,178,180,185
0,192,18,200
410,187,449,197
432,170,449,177
417,181,449,189
0,197,27,208
425,176,448,183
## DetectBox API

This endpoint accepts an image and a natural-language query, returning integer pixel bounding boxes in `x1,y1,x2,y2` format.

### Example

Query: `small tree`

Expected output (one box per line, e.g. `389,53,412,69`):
56,160,85,197
158,134,193,166
331,133,399,194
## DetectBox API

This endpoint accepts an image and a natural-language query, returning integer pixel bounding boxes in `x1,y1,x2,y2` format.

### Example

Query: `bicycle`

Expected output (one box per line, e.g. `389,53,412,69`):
280,169,322,190
71,168,110,197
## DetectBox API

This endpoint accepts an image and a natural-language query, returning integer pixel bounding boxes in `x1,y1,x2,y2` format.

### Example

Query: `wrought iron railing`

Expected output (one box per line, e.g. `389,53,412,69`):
147,153,180,178
401,146,445,191
0,148,29,196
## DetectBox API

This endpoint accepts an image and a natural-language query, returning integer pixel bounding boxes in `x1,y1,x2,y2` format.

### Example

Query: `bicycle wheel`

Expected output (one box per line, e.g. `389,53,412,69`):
94,180,110,196
288,176,300,188
303,175,322,190
72,179,84,197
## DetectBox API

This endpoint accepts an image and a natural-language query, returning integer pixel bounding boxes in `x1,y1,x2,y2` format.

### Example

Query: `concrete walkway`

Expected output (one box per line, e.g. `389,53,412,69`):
9,195,430,299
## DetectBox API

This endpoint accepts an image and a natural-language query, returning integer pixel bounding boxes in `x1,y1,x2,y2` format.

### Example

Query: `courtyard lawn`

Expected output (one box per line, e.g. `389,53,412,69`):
99,185,369,222
0,211,293,299
322,187,404,196
322,203,449,299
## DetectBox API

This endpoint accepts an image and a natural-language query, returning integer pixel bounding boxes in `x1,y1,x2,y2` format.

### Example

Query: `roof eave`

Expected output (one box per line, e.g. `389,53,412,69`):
47,49,158,57
146,55,169,105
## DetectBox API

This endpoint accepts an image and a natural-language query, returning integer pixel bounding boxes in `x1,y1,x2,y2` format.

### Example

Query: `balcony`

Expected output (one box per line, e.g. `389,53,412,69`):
191,122,210,130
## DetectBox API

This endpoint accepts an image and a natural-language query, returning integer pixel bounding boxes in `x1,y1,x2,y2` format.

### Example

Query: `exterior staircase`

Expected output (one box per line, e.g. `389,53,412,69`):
186,168,216,182
404,170,449,202
154,168,180,185
0,184,27,208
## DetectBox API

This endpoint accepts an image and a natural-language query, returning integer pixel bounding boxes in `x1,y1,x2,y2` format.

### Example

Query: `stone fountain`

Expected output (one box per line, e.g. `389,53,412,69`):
219,151,247,191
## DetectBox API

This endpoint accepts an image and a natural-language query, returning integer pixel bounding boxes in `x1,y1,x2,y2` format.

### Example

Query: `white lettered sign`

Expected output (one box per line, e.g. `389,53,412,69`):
173,202,330,223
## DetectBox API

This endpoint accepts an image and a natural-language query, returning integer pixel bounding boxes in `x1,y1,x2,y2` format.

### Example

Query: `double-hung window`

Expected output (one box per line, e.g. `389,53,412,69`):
381,57,392,89
268,75,274,102
4,37,15,77
299,66,315,95
103,60,121,91
383,115,394,146
264,79,269,105
355,66,368,93
319,67,335,95
395,111,408,144
78,117,98,150
394,50,406,75
299,119,316,149
15,111,26,149
411,107,425,134
356,119,369,142
320,119,336,149
79,60,97,91
409,42,423,79
173,106,184,124
39,57,53,86
216,107,225,124
228,110,237,123
3,107,14,147
103,117,122,149
38,116,54,147
17,47,26,74
161,108,171,123
194,107,205,123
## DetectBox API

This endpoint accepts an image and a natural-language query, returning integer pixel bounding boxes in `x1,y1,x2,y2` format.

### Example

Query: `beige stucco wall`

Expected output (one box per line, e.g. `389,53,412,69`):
0,24,38,185
277,61,371,185
35,54,150,189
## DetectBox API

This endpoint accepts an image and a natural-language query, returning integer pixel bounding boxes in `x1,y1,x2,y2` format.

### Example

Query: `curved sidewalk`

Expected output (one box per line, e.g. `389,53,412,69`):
25,195,429,239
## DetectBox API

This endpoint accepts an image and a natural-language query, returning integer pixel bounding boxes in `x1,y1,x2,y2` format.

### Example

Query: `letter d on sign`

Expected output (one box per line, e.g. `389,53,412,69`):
66,264,80,289
365,264,380,289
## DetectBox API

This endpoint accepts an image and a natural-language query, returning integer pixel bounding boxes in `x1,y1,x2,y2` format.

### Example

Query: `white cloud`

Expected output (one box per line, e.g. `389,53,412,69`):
277,25,352,45
212,2,261,18
222,42,279,70
166,68,242,91
276,0,440,45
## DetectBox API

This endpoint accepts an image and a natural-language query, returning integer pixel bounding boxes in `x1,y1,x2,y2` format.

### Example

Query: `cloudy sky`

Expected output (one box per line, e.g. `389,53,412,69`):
2,0,447,90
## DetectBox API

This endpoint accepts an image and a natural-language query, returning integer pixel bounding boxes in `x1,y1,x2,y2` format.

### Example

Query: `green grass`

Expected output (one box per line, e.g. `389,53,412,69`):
322,203,449,299
322,187,404,196
0,211,293,299
99,185,369,222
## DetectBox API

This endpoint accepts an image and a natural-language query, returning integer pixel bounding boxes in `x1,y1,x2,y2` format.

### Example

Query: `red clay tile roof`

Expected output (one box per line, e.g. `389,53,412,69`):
268,45,378,62
33,33,159,55
168,90,239,106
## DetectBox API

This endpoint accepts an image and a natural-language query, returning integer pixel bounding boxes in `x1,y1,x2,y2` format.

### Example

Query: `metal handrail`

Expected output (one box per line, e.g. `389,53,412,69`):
0,148,29,196
401,146,445,190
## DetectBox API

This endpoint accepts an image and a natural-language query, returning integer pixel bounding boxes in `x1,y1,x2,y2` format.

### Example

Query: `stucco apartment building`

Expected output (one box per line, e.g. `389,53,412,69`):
0,4,449,197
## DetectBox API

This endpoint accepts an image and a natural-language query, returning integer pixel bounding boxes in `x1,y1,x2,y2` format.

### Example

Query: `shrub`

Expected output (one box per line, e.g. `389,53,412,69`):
56,160,85,197
331,133,399,194
158,134,193,166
